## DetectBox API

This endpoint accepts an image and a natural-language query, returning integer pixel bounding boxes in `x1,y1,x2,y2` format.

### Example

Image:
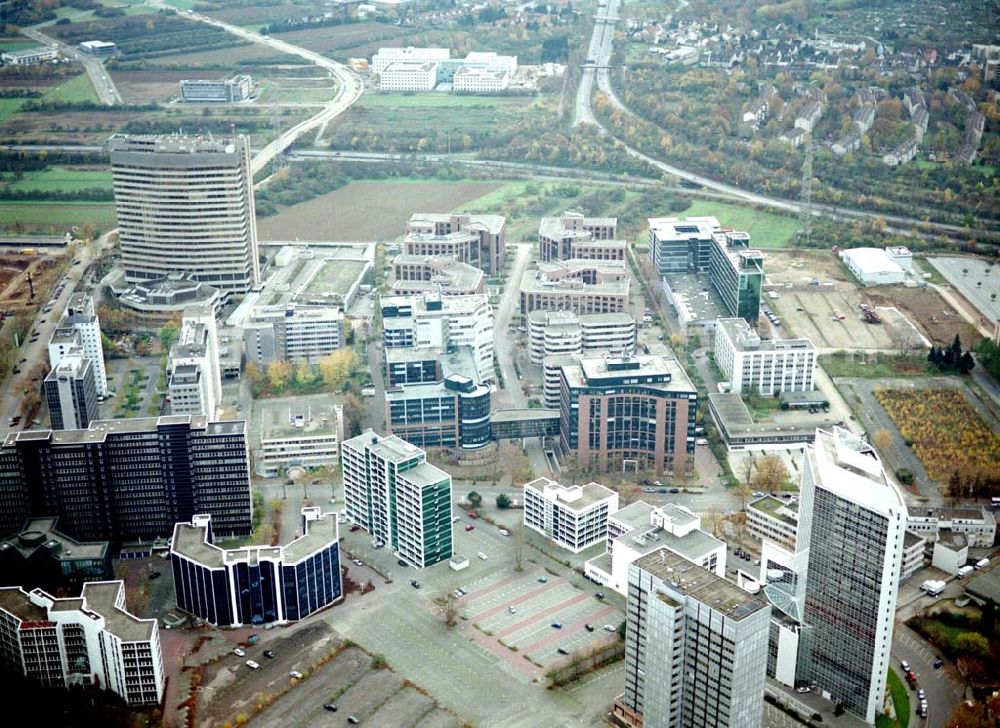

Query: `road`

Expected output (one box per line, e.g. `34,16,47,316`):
150,1,364,175
892,623,963,726
20,26,122,106
574,0,621,126
492,243,548,476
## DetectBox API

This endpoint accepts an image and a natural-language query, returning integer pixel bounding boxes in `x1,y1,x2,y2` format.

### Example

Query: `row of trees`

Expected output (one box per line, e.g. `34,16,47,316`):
245,348,358,397
927,334,976,374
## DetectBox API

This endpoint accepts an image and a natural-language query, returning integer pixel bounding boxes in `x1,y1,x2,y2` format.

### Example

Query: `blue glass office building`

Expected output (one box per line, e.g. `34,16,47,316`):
170,508,342,627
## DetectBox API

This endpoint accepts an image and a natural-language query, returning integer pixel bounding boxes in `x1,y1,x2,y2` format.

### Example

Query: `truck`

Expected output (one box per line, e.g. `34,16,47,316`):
920,579,946,596
957,565,974,578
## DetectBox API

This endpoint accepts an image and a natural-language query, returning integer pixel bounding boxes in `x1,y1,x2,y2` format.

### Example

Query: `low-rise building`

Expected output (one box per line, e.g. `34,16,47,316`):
882,138,919,167
840,247,906,286
527,310,636,365
747,495,799,550
523,477,618,553
453,67,510,93
171,508,342,626
931,532,968,575
585,502,726,595
1,46,59,65
78,40,116,57
538,211,619,262
391,254,484,296
707,392,824,451
519,259,630,322
906,507,996,547
371,46,451,74
714,317,816,395
378,61,438,91
405,213,506,275
901,530,926,581
0,517,111,592
243,305,344,367
0,581,163,706
180,75,253,103
255,405,344,477
112,272,223,322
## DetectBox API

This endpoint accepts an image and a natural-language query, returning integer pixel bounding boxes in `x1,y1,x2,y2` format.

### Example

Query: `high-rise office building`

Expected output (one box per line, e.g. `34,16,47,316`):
615,548,771,728
108,134,260,295
43,348,98,430
48,293,108,398
797,427,907,723
167,306,222,418
0,416,252,543
171,508,342,627
341,431,453,568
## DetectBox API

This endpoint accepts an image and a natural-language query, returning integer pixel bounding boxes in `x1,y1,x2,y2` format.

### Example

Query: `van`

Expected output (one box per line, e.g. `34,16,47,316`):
975,558,990,570
957,565,974,578
476,552,488,561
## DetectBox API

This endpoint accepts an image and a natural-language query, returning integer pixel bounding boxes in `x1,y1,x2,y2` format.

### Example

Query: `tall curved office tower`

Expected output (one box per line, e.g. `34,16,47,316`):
108,134,260,295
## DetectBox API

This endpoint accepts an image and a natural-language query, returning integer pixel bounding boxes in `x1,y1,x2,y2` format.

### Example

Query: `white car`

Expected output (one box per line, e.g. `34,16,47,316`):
233,648,245,657
918,689,926,700
289,670,303,679
900,660,910,671
499,529,510,537
246,660,260,670
604,624,617,632
508,606,517,614
477,551,488,560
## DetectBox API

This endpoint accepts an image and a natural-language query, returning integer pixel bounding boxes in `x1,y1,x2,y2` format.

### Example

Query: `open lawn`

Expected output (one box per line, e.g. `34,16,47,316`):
43,74,100,104
2,166,112,194
678,199,799,248
256,179,502,240
362,92,535,110
0,201,117,233
0,39,35,52
0,99,25,123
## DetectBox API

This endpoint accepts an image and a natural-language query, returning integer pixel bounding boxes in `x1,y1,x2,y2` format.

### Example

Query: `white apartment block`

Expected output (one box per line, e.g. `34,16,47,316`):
49,293,109,398
371,46,450,74
714,318,815,395
527,310,636,365
747,496,799,551
378,61,438,91
0,581,163,706
523,477,618,553
1,46,59,65
463,51,517,75
168,306,222,418
906,506,996,547
584,502,726,595
341,431,453,568
255,405,344,478
244,305,345,367
453,67,510,93
901,531,927,582
380,293,494,383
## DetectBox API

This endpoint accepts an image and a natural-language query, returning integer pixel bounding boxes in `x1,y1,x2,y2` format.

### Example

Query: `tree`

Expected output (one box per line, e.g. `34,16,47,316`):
872,429,893,453
317,349,356,389
442,594,458,627
157,322,180,352
266,360,293,390
468,491,483,510
955,632,991,658
512,523,525,572
617,620,627,640
294,360,315,386
945,701,997,728
245,361,263,388
752,454,789,492
496,493,512,509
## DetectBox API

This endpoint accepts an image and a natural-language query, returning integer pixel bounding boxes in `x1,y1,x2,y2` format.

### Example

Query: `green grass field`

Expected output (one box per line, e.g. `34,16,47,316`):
361,93,535,110
875,668,910,728
0,39,36,52
678,199,800,248
0,98,25,123
43,74,100,104
3,166,112,194
0,201,117,231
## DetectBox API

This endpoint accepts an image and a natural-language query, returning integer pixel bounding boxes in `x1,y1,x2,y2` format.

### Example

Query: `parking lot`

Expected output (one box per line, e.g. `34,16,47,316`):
459,569,620,671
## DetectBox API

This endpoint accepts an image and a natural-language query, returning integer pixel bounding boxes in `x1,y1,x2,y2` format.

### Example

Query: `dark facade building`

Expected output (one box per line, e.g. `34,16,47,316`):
0,517,112,592
43,351,99,431
0,416,252,543
558,355,697,477
386,373,491,450
170,508,342,627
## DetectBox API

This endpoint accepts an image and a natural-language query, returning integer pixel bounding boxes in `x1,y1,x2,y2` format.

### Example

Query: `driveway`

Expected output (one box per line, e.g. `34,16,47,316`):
893,623,964,727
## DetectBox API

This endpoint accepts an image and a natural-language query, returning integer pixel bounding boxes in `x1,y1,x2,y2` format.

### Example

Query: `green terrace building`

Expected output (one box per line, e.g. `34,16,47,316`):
341,431,453,568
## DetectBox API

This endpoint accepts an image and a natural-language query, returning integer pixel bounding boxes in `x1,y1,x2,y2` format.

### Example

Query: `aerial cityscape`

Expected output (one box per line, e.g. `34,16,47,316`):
0,0,997,727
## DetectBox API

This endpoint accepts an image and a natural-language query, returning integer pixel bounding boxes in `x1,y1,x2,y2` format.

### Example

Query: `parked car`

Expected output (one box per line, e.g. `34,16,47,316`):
352,559,364,567
347,716,359,725
796,686,811,694
323,703,337,712
900,660,910,671
149,572,161,580
551,622,562,629
669,488,680,494
604,624,617,632
509,606,517,615
245,660,260,670
410,580,421,589
397,559,408,567
465,524,475,531
290,671,303,679
584,624,595,632
557,647,570,655
233,648,246,657
476,552,488,560
917,689,926,700
595,592,605,600
499,528,510,537
933,658,944,669
263,650,275,659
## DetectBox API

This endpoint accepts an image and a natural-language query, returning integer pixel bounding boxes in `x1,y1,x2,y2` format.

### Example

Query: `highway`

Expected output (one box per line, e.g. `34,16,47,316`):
20,26,122,106
150,1,364,175
573,0,621,126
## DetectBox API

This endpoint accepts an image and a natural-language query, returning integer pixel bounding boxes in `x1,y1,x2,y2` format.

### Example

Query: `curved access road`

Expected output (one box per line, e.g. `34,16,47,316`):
575,0,996,241
151,1,364,175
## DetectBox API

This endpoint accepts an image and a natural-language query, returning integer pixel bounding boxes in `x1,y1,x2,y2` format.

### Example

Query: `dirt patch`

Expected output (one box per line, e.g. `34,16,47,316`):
272,23,414,59
256,180,501,241
110,69,192,104
866,286,982,348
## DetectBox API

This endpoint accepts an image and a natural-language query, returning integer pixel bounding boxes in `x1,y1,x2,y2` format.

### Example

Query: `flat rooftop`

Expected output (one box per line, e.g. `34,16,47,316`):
3,416,244,447
0,517,108,561
709,392,827,440
262,405,342,440
749,496,799,526
342,431,424,464
718,318,814,353
489,408,560,423
0,587,48,622
664,274,727,324
966,568,1000,607
560,354,695,394
260,246,371,308
526,477,616,511
398,460,451,488
81,582,155,642
611,501,655,532
408,212,505,234
520,260,630,296
392,254,483,292
634,548,768,621
649,216,720,241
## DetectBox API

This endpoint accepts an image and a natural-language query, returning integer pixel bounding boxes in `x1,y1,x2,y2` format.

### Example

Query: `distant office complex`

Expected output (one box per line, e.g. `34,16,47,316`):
341,432,453,568
108,134,260,295
538,211,622,262
171,508,342,627
405,213,506,276
0,416,252,543
519,259,630,321
180,75,253,103
714,318,816,394
557,355,697,476
0,517,111,592
0,580,163,706
380,292,494,384
615,549,770,728
650,216,763,325
522,478,619,553
372,48,517,94
797,427,907,723
43,347,98,430
1,46,59,65
168,306,222,418
527,310,636,365
391,254,485,297
585,502,726,595
48,293,108,398
243,305,344,367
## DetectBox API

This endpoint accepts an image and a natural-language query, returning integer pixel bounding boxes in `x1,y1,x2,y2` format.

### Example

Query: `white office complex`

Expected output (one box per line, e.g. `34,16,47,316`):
585,502,726,595
746,495,799,551
0,581,163,706
378,61,438,91
527,310,636,365
341,431,453,568
452,67,510,93
180,75,253,103
255,405,344,478
615,549,770,728
519,259,631,322
714,318,816,395
907,506,996,547
371,47,451,74
108,134,260,295
797,427,907,723
244,305,345,367
48,293,109,398
380,293,494,383
522,477,619,553
168,306,222,418
1,46,59,65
